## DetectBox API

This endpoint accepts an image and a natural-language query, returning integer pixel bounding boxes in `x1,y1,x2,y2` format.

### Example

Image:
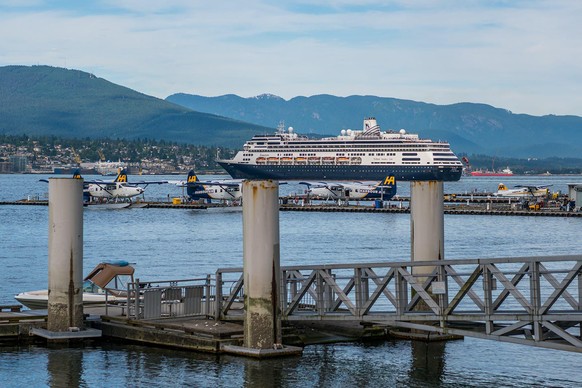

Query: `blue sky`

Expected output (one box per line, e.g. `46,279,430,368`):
1,0,581,116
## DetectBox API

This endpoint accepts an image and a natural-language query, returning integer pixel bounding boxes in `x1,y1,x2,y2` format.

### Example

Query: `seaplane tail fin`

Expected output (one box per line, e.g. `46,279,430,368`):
379,175,396,188
186,170,198,184
72,169,82,179
185,170,208,199
374,175,397,198
377,175,397,192
114,169,128,183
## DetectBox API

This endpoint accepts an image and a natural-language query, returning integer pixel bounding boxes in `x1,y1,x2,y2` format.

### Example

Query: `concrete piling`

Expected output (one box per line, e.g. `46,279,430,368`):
241,180,282,349
410,181,444,314
410,181,445,271
47,178,84,332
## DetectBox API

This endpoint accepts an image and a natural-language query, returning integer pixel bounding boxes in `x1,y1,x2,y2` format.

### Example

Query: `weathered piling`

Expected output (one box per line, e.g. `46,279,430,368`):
242,180,282,349
47,178,84,332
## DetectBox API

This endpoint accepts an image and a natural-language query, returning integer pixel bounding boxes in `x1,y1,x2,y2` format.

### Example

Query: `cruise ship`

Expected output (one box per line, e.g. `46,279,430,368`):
217,118,463,181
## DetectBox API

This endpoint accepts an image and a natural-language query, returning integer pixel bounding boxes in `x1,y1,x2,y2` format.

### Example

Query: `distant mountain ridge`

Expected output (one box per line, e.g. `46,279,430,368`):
166,93,582,158
1,65,580,158
0,65,271,148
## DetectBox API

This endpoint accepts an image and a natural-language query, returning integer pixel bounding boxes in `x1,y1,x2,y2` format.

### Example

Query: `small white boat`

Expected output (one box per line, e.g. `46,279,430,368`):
15,261,135,310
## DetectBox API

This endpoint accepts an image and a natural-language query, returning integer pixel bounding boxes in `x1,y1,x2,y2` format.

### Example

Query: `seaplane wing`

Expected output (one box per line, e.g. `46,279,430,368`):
516,184,553,189
196,180,243,189
83,170,167,187
299,181,335,188
126,179,168,188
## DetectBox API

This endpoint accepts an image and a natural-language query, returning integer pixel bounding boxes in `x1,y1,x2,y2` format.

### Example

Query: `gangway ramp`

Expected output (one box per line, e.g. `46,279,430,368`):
216,255,582,353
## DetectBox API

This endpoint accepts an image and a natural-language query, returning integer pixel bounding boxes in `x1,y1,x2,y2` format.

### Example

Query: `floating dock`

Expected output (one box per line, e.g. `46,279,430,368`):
1,305,384,356
2,198,580,217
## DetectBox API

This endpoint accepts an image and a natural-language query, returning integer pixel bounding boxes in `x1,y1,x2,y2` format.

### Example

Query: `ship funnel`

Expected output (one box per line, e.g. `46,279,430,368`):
363,117,377,130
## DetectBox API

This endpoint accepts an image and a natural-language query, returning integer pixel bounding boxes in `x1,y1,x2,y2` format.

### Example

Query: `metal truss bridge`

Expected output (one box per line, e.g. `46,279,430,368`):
216,255,582,353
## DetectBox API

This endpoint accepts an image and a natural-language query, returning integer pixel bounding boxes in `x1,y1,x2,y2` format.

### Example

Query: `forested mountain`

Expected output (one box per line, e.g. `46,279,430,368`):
0,66,271,148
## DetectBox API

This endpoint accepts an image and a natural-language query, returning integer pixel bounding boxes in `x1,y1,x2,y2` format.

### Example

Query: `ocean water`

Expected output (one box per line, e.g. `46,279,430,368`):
1,173,582,387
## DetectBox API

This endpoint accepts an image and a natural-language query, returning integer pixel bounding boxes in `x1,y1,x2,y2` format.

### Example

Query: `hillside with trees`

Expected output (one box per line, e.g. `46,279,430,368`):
0,66,271,148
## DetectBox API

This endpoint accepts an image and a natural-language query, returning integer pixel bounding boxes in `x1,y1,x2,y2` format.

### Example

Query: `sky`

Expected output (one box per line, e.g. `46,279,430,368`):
1,0,581,117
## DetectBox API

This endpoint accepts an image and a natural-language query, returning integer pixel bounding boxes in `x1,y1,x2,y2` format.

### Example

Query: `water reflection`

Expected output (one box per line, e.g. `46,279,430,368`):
2,337,582,386
240,354,300,387
408,341,446,387
47,347,84,387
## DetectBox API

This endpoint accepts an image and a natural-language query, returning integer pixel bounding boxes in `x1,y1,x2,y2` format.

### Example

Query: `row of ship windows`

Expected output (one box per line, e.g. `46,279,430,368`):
266,167,433,172
252,140,449,147
242,159,459,164
243,152,401,157
248,140,450,146
242,153,401,158
267,150,420,154
243,157,459,165
249,146,437,152
276,152,380,157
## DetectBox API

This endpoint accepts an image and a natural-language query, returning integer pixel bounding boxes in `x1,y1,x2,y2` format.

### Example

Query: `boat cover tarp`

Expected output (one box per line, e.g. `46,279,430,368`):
84,263,135,289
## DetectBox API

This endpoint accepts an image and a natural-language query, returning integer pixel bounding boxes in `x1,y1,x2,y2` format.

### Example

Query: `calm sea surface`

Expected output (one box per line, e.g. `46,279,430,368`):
1,173,582,387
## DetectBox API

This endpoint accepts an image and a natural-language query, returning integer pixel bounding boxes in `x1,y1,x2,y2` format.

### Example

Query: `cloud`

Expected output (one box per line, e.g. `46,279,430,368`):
0,0,581,116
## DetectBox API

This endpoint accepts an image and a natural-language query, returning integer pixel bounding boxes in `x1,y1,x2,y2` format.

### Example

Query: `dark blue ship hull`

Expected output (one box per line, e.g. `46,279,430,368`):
218,162,462,182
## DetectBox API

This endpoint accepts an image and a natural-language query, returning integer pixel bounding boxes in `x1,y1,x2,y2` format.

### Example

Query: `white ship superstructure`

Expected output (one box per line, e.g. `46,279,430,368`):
218,118,463,181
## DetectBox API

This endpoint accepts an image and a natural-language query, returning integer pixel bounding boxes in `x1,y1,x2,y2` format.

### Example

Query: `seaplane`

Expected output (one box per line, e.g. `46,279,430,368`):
299,176,397,201
494,183,552,198
177,170,244,202
82,170,168,203
41,169,167,203
174,170,287,204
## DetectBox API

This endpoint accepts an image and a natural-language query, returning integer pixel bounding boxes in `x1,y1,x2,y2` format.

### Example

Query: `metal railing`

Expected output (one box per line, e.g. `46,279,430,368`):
124,275,215,320
215,255,582,352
